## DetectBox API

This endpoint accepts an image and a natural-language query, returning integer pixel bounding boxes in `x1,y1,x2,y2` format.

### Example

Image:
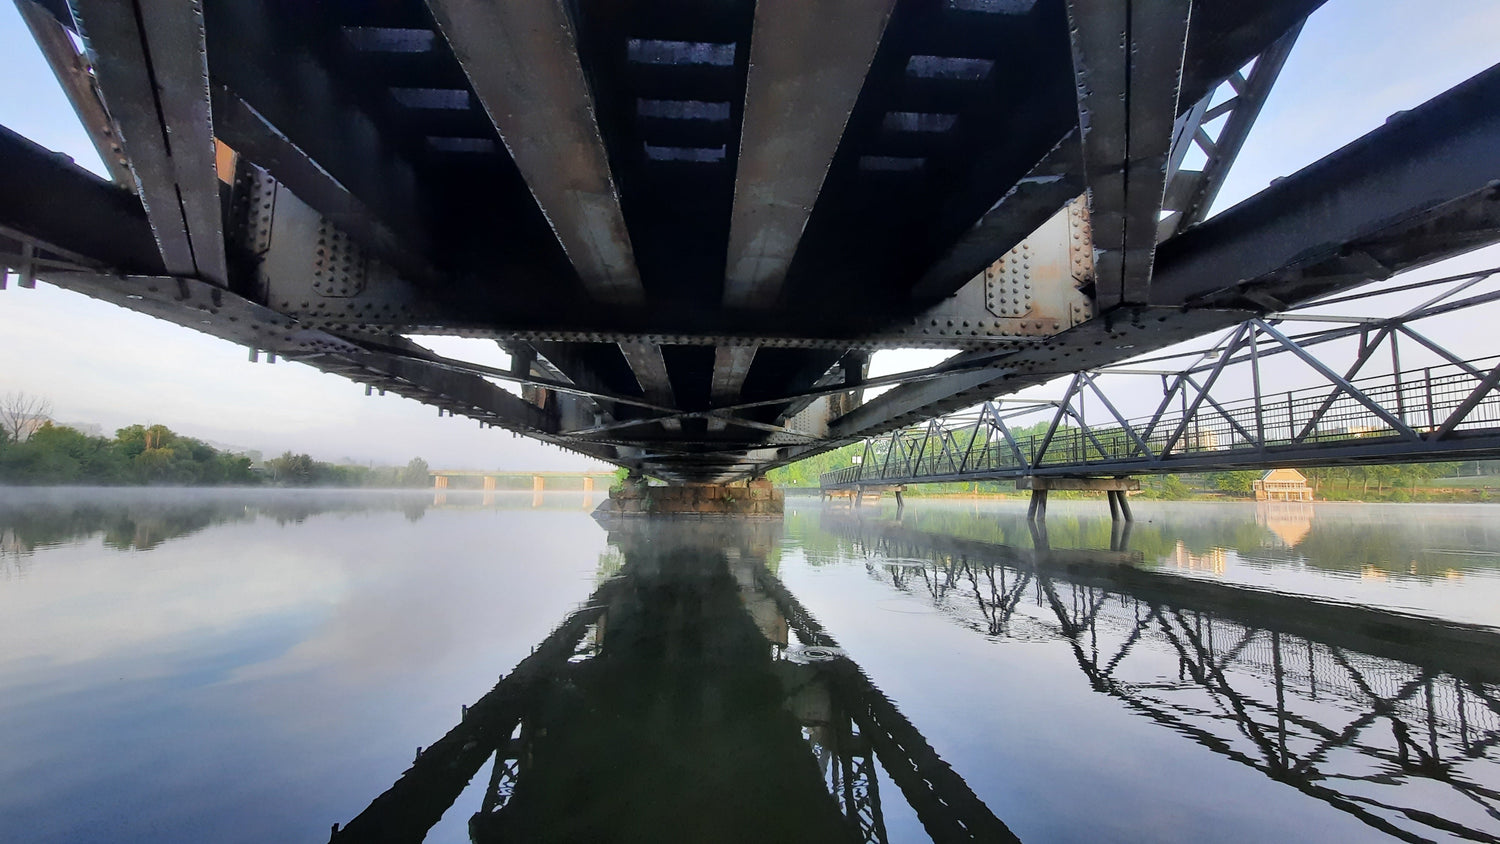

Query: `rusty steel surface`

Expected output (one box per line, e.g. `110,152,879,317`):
723,0,897,311
428,0,645,308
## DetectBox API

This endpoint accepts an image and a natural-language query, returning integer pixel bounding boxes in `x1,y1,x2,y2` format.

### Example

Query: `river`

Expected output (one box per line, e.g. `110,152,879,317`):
1,488,1497,843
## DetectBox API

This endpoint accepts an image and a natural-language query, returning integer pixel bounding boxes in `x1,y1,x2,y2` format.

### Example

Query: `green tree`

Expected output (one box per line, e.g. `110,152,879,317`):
267,451,318,486
1160,474,1189,499
1207,470,1260,497
399,457,431,488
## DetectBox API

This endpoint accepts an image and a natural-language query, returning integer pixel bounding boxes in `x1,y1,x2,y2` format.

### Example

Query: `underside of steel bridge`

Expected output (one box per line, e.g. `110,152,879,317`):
3,0,1499,481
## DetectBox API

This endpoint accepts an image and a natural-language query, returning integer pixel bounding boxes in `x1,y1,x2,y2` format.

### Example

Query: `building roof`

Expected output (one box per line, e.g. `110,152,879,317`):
1260,468,1309,483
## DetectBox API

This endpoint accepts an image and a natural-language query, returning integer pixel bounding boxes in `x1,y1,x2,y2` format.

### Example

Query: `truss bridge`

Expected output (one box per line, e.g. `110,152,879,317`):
3,1,1499,481
822,267,1500,493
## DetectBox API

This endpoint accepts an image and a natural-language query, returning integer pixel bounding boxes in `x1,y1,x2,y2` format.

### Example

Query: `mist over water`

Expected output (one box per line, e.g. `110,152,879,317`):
2,489,1498,842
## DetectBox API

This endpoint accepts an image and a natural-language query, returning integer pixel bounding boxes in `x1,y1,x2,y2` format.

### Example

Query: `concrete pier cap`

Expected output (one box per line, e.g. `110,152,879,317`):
1017,476,1140,491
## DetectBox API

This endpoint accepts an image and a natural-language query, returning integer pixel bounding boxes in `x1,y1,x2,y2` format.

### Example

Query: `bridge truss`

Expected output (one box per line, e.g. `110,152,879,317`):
3,1,1499,480
823,266,1500,489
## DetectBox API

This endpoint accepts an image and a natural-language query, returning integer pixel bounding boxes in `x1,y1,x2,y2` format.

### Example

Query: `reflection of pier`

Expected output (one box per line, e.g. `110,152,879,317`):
824,516,1500,843
331,520,1016,843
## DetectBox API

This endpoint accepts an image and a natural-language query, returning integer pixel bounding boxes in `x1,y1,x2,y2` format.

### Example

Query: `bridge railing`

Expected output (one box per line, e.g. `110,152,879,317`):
823,352,1500,489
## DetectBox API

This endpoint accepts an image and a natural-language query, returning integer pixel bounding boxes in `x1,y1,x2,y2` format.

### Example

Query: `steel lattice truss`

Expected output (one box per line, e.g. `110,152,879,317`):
3,0,1499,480
828,518,1500,843
824,267,1500,489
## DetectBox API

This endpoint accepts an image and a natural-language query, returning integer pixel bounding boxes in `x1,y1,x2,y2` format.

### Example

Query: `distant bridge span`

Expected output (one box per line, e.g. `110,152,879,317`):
427,470,615,491
3,1,1499,481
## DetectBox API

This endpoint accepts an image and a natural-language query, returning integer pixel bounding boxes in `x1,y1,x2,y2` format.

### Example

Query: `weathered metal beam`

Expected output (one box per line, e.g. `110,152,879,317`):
707,344,759,432
722,0,897,310
428,0,645,307
710,0,894,419
13,0,133,185
616,342,678,433
0,123,161,273
68,0,226,285
1152,62,1500,308
1066,0,1192,309
1158,25,1301,240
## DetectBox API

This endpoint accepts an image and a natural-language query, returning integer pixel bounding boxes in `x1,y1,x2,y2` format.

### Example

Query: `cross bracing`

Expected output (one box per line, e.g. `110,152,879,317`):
3,0,1500,480
823,266,1500,489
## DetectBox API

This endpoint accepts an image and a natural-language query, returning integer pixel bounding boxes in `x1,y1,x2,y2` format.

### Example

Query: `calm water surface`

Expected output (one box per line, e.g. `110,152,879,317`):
2,488,1499,843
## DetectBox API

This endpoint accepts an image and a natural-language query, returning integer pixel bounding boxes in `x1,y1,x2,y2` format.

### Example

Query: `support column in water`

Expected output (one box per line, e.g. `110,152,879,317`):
1020,476,1137,522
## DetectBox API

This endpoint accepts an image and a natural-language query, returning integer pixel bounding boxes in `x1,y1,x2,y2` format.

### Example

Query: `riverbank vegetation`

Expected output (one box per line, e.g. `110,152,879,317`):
0,420,430,487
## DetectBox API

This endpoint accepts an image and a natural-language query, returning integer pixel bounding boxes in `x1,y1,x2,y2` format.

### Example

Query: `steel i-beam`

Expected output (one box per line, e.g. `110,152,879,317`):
67,0,226,285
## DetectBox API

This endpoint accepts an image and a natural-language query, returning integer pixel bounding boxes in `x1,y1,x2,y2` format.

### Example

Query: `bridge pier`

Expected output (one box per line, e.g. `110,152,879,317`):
1026,489,1049,522
596,477,783,518
1020,477,1139,523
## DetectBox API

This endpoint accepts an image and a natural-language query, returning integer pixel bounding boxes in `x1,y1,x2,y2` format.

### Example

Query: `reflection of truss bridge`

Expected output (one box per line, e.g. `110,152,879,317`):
330,521,1017,843
824,268,1500,490
829,518,1500,843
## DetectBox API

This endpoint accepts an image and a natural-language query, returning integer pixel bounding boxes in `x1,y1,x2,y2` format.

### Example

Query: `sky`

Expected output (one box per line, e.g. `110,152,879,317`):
1,0,1498,468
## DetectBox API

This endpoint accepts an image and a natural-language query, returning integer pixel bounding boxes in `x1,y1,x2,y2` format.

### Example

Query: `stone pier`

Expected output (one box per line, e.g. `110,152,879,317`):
596,478,784,518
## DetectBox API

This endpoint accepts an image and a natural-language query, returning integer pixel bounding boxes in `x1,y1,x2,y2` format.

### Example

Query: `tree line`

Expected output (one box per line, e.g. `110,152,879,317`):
0,420,430,488
262,451,431,488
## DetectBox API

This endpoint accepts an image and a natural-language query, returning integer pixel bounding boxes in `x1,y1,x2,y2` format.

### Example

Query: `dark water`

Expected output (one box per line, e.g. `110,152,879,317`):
2,489,1499,843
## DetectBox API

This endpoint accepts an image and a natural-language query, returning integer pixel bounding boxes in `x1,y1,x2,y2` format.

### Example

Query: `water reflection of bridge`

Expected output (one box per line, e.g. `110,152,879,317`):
331,520,1016,843
823,515,1500,843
